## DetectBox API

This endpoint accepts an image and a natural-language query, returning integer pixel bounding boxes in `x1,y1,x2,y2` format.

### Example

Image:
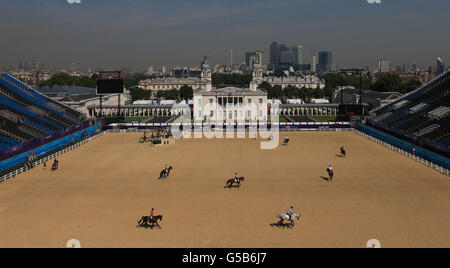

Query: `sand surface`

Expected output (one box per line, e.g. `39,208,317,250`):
0,132,449,248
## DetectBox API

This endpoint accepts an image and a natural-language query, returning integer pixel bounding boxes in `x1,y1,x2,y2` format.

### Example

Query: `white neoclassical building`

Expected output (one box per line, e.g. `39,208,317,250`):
194,68,267,122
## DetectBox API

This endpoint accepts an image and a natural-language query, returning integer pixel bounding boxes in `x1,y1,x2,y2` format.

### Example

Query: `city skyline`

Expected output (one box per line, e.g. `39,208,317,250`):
0,0,449,71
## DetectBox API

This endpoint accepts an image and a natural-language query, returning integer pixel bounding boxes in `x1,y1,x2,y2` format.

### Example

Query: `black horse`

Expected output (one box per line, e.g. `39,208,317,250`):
51,160,59,171
159,166,173,179
340,148,346,157
283,137,290,146
327,169,334,182
137,215,163,229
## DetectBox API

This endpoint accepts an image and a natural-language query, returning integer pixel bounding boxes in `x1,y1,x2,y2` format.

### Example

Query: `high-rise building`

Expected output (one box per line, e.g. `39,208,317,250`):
146,66,154,75
318,51,333,73
270,42,280,68
378,60,390,73
256,50,264,66
245,50,265,68
411,63,418,72
311,53,317,73
279,45,292,65
245,52,256,67
292,44,303,66
437,57,445,74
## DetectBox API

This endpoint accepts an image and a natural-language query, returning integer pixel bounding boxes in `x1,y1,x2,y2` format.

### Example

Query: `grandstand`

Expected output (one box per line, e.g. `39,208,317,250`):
369,70,450,156
0,73,86,160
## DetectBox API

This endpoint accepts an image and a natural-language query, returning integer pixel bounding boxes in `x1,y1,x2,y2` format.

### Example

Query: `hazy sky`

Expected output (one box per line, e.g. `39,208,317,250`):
0,0,449,71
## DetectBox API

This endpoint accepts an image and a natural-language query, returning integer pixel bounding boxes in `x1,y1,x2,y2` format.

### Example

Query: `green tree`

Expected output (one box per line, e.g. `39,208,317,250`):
283,85,299,99
370,74,403,92
129,88,152,102
179,85,194,100
402,79,422,94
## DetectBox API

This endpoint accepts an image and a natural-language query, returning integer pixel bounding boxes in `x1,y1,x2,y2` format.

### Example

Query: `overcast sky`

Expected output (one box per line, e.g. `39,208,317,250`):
0,0,449,71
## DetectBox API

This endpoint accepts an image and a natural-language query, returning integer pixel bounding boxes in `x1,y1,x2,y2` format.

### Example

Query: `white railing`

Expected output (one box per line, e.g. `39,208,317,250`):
355,130,449,176
0,131,108,184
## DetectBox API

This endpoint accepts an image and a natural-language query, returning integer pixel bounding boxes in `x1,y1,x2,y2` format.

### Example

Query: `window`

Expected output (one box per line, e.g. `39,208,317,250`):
248,99,252,104
209,99,213,105
259,98,263,104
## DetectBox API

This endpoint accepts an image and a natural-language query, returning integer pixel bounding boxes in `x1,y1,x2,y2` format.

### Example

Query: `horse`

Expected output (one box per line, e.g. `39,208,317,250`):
327,169,334,182
51,160,59,171
225,177,245,188
340,148,346,157
159,166,173,179
137,215,163,229
283,138,290,146
276,213,301,228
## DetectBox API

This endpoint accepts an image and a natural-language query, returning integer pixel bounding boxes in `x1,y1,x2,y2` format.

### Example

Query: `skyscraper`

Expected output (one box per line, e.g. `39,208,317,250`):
311,52,317,73
245,50,264,68
437,57,445,74
318,51,333,73
292,44,303,66
378,60,390,73
279,45,292,65
270,42,280,68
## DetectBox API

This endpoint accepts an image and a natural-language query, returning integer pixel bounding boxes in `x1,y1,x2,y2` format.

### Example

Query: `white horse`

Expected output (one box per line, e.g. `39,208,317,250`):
277,213,301,228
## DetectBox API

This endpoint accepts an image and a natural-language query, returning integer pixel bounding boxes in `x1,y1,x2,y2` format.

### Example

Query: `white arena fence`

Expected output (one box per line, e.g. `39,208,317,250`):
1,126,447,183
0,131,108,183
355,130,449,176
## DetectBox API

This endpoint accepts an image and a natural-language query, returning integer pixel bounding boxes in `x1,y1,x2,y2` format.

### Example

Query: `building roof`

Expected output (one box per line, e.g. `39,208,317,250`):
263,76,324,84
141,77,202,85
195,87,267,97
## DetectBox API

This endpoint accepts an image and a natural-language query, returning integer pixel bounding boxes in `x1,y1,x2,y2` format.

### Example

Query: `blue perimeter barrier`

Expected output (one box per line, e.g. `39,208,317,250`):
0,124,99,172
356,123,450,170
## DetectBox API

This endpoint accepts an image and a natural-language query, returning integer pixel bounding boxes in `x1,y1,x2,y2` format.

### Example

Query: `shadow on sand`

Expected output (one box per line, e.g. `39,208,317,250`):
136,223,161,230
269,222,294,229
224,184,241,189
320,176,330,182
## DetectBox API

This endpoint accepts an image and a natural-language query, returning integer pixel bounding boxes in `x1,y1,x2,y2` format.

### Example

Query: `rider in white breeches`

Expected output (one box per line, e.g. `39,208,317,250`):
287,206,294,221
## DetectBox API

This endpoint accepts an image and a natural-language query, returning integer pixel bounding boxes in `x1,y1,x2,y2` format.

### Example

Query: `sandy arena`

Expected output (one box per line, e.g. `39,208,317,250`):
0,132,449,248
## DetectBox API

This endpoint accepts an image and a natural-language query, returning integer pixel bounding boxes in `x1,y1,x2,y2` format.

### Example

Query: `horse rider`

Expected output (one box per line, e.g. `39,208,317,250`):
164,164,169,174
327,165,333,175
234,172,239,183
150,208,155,221
287,206,294,221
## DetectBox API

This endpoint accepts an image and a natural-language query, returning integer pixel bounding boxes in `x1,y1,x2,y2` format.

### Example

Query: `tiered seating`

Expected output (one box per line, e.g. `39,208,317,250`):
0,73,86,153
370,70,450,150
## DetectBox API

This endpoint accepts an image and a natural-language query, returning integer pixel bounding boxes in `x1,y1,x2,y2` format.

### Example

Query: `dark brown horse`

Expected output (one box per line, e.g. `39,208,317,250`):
328,170,334,182
225,177,245,188
51,160,59,171
159,166,173,179
137,215,163,229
